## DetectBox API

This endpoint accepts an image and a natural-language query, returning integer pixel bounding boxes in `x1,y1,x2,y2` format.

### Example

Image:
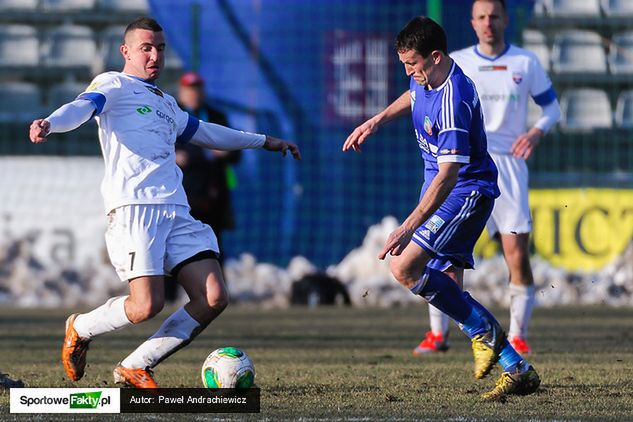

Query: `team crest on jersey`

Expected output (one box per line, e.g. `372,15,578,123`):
512,72,523,84
424,116,433,135
424,214,445,234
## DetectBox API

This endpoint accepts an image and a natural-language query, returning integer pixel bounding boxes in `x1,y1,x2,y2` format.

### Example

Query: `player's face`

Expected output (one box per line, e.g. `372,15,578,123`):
471,0,508,46
121,29,165,81
398,49,439,88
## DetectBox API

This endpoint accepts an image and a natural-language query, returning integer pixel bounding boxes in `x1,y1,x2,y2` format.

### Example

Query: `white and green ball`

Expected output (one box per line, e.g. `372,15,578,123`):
201,347,255,388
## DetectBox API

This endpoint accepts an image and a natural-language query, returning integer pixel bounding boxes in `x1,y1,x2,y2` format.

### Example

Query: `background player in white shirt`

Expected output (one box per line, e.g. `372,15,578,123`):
413,0,560,356
29,17,300,388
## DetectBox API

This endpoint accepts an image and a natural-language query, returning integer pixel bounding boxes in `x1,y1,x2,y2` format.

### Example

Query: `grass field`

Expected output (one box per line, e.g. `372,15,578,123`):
1,305,633,421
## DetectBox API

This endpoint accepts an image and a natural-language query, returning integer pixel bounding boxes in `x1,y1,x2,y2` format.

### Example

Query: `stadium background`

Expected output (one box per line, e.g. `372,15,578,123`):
0,0,630,279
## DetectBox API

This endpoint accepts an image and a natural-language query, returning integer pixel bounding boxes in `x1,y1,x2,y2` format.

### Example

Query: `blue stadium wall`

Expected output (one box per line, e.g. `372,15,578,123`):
150,0,535,267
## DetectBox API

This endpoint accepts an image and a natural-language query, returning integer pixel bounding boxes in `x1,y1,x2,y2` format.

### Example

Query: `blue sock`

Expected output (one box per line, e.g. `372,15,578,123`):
498,341,528,372
460,308,490,338
462,292,528,372
462,292,498,325
411,268,487,335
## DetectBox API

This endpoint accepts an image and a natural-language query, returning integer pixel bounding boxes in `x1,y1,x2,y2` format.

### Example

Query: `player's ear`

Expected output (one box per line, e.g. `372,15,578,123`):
432,50,442,64
120,44,130,60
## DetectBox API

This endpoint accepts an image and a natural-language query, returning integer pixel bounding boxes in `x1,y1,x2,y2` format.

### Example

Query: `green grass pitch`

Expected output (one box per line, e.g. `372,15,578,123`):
1,305,633,420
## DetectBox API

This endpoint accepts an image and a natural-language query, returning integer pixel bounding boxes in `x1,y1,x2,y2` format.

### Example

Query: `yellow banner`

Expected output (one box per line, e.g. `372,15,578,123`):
474,188,633,271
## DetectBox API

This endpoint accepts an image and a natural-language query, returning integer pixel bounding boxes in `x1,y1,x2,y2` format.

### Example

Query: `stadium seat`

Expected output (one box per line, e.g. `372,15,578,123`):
44,25,97,68
41,0,95,11
100,26,126,72
615,90,633,128
0,82,42,122
545,0,602,16
552,30,607,73
601,0,633,16
560,89,612,131
47,82,89,108
609,31,633,74
97,0,148,12
522,30,550,71
0,25,39,66
0,0,38,10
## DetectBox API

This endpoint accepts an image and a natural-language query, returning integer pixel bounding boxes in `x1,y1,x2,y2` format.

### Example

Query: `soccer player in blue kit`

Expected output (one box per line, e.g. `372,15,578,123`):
343,16,540,400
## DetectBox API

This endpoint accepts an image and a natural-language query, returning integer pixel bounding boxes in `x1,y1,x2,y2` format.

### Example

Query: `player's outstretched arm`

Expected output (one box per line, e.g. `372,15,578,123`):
189,121,300,160
342,90,411,153
262,136,301,160
29,100,96,144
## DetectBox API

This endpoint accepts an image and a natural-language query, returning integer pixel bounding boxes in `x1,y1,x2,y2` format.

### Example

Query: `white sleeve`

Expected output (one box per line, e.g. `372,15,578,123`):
45,99,96,134
528,53,553,98
533,98,561,134
188,121,266,150
76,73,123,116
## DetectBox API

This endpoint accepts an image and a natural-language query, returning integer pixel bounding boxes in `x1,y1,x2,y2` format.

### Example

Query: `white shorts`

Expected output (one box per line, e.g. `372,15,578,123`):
486,153,532,237
105,204,219,282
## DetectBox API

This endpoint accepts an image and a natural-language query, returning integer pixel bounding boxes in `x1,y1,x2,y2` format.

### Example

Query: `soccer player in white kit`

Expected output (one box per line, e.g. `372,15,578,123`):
413,0,560,356
28,17,301,388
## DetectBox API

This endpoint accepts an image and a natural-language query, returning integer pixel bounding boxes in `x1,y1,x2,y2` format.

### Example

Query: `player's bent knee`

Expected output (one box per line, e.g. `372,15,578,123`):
206,289,229,312
130,298,165,323
389,260,417,289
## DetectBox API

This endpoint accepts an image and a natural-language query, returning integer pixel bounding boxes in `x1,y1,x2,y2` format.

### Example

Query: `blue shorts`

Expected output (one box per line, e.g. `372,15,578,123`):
411,190,494,270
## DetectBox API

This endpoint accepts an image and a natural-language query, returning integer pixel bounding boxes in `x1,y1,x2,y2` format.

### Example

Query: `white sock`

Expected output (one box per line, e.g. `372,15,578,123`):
73,296,131,339
429,304,449,336
508,284,535,339
121,307,201,369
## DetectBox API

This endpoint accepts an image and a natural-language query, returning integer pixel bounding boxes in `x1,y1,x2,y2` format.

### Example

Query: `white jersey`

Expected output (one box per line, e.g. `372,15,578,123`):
77,72,199,213
451,44,556,154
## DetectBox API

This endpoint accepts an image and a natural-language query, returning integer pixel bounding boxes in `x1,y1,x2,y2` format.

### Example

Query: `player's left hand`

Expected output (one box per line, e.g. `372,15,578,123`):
511,128,542,159
263,136,302,160
379,225,414,260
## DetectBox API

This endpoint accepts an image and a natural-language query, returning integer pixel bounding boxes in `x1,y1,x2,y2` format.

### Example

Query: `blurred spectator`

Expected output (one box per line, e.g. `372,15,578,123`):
166,72,241,302
175,71,241,256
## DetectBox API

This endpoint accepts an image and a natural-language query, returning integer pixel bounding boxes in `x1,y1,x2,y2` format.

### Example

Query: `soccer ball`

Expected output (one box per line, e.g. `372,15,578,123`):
201,347,255,388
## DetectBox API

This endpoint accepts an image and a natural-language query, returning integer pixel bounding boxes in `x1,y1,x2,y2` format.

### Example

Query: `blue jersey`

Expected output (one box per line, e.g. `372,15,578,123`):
410,62,499,199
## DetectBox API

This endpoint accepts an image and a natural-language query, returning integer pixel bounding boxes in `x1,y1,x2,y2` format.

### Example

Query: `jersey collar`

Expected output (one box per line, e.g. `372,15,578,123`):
123,73,158,86
473,43,511,62
430,61,456,92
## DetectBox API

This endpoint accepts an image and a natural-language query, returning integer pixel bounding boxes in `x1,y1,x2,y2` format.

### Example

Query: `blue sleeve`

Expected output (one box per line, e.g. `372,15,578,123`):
532,86,557,106
176,114,200,145
437,80,471,164
77,92,106,116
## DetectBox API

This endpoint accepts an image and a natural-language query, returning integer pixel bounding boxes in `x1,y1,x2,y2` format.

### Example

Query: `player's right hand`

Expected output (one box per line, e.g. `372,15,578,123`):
29,119,50,144
342,118,379,153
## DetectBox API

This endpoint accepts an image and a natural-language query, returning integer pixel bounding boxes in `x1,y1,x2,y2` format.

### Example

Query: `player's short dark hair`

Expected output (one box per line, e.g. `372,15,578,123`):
472,0,507,12
124,17,163,40
395,16,447,57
